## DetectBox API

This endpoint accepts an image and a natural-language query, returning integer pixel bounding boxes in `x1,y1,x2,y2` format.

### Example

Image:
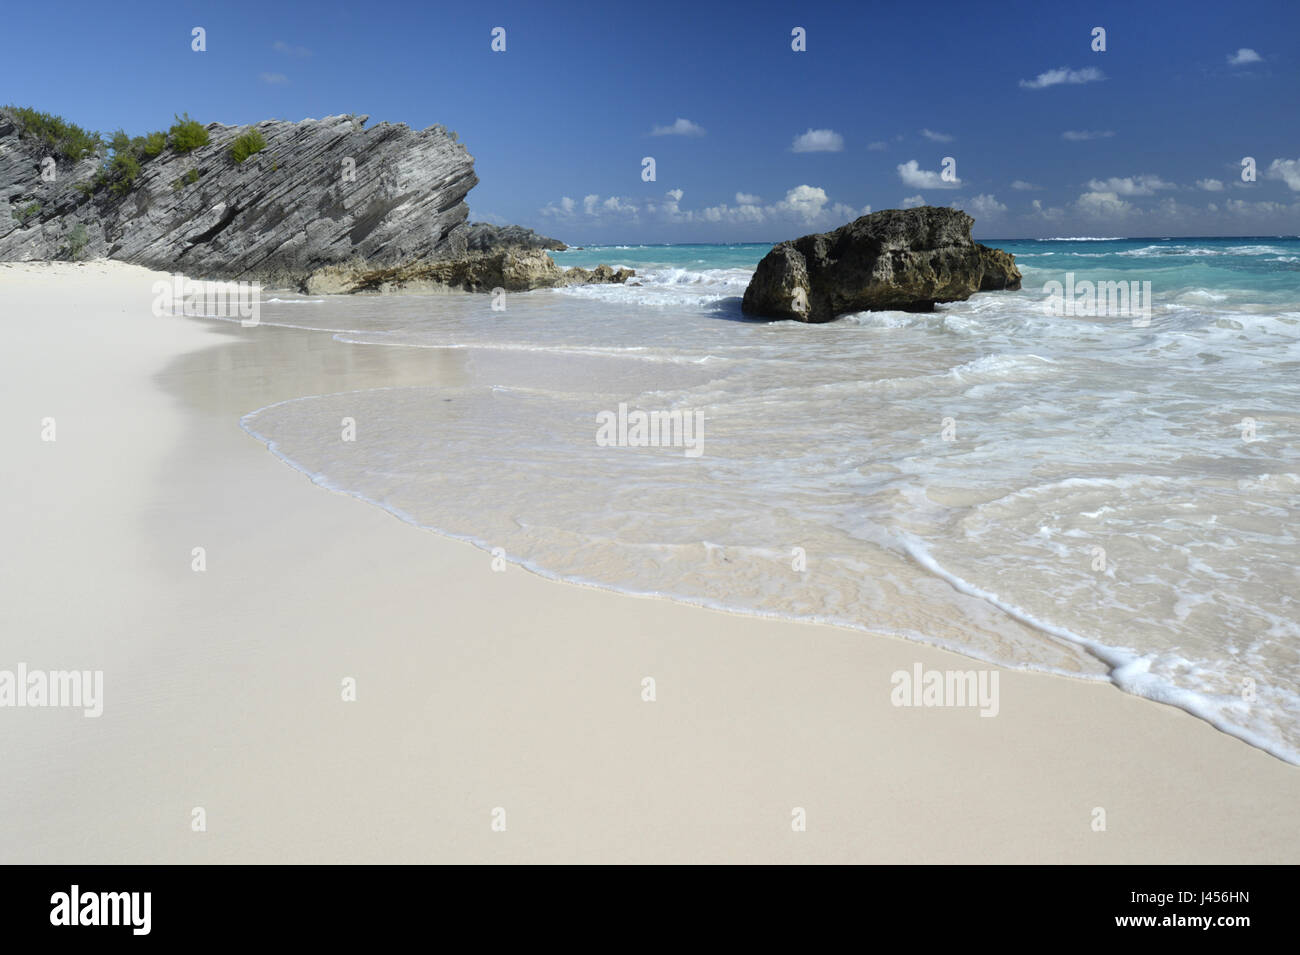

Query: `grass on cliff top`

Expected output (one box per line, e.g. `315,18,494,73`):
3,105,101,161
169,113,209,152
229,128,267,164
95,129,171,196
5,106,216,199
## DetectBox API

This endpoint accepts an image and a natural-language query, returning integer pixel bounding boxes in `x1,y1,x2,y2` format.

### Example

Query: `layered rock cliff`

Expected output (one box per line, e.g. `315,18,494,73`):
0,109,620,292
741,207,1021,322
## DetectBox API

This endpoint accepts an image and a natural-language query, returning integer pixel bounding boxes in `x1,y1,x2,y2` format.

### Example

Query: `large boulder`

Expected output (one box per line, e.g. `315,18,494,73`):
741,207,1021,322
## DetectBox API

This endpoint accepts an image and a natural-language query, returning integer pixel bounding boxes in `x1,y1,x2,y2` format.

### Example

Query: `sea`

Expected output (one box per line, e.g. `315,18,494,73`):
230,236,1300,763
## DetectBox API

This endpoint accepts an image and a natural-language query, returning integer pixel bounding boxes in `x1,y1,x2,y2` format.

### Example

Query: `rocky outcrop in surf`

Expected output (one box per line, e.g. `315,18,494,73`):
0,108,625,292
304,250,635,295
740,207,1021,322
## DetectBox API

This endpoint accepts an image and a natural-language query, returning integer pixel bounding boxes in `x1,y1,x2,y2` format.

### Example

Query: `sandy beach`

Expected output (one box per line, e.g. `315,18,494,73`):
0,260,1296,864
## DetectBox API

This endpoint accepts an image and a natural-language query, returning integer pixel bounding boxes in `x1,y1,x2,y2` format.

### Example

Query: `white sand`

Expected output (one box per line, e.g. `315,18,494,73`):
0,260,1295,863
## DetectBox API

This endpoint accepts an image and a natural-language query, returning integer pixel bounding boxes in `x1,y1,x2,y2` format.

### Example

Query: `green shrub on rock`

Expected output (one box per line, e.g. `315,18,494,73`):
11,202,41,223
62,224,89,260
3,105,101,160
141,130,167,158
171,167,201,192
229,128,267,164
169,113,209,152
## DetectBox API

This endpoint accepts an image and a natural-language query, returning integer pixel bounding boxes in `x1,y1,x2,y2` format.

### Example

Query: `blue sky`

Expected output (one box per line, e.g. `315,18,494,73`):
5,0,1297,241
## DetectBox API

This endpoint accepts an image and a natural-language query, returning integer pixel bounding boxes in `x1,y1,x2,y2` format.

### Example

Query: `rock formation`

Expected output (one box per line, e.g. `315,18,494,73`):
0,109,626,292
304,250,634,295
741,207,1021,322
457,221,567,253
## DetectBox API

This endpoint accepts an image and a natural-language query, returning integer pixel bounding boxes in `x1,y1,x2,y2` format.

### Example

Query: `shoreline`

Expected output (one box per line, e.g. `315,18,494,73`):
239,372,1298,765
1,260,1296,863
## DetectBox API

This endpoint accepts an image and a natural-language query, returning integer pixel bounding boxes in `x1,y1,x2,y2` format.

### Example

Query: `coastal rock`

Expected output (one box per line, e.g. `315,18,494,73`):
455,222,567,253
741,207,1022,323
0,114,105,262
975,243,1021,290
305,247,563,294
0,112,475,286
0,109,609,292
561,263,635,285
304,249,633,295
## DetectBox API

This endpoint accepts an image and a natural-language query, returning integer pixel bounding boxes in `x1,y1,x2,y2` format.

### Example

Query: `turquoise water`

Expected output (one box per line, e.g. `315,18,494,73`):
236,234,1300,763
553,236,1300,308
552,242,774,272
1004,236,1300,307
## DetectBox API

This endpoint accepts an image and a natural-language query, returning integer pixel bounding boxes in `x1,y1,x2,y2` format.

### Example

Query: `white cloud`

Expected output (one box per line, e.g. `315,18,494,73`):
1267,158,1300,191
1228,48,1262,66
897,159,961,190
792,129,844,153
1196,178,1225,192
1062,129,1115,141
601,196,638,215
697,201,766,224
1019,66,1105,89
540,196,577,218
259,72,289,85
956,194,1006,218
901,195,926,208
1075,191,1133,218
657,190,683,217
867,141,889,151
1085,175,1176,196
1011,180,1040,191
1153,197,1191,219
1031,199,1064,221
1226,197,1292,216
830,202,870,221
651,118,706,137
921,129,954,143
542,185,865,229
775,184,830,221
272,40,311,57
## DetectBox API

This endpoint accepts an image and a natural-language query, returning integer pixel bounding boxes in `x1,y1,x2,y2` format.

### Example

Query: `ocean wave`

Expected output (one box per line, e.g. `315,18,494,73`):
215,239,1300,766
554,266,753,306
1172,288,1231,302
947,352,1057,378
896,529,1300,764
1117,244,1286,257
